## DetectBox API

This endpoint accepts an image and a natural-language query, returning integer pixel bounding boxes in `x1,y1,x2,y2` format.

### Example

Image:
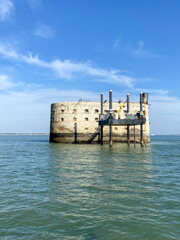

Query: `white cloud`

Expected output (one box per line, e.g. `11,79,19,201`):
0,76,179,134
113,38,121,50
150,100,180,134
0,42,135,87
129,88,180,134
0,87,99,133
135,88,179,102
34,22,54,38
0,42,19,59
21,52,48,66
113,38,164,59
133,41,144,55
26,0,42,10
0,0,13,21
0,75,16,90
133,41,164,58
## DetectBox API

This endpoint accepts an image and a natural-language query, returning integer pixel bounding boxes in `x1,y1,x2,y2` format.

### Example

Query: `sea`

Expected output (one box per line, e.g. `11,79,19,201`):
0,135,179,240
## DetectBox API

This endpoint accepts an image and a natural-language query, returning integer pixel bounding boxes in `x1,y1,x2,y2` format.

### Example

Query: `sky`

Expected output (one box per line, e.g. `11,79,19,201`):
0,0,180,134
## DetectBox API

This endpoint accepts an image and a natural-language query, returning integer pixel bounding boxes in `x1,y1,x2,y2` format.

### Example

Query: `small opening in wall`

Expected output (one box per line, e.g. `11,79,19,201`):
95,109,99,113
85,117,89,121
85,109,89,113
104,110,108,113
73,109,77,113
53,109,55,114
114,110,118,113
61,118,64,121
73,117,77,121
114,127,118,130
85,127,88,130
95,118,98,121
61,109,65,113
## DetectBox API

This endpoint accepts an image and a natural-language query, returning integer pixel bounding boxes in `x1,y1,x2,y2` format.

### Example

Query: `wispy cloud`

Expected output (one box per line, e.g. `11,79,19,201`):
0,84,100,132
0,42,19,59
113,38,122,50
0,42,137,87
112,38,164,59
130,87,180,103
0,0,13,21
0,74,16,90
26,0,42,10
0,74,179,134
34,22,54,38
133,41,164,58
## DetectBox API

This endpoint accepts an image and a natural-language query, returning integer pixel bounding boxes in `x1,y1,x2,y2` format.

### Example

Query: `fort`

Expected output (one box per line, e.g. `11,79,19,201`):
49,91,150,146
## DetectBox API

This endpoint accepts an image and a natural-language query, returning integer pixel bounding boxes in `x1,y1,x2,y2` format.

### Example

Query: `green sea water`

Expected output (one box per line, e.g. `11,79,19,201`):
0,135,179,240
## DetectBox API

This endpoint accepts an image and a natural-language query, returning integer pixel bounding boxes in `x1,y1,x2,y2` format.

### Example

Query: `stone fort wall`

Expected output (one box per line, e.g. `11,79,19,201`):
50,101,150,143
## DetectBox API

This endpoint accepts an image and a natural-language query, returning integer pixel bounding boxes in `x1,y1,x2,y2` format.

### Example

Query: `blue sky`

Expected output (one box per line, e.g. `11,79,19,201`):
0,0,180,134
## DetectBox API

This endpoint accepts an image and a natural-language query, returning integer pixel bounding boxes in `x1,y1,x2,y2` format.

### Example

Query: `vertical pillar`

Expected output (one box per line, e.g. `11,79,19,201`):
100,93,103,145
74,122,78,143
127,94,130,146
134,125,136,147
127,125,130,146
140,92,143,147
127,94,130,113
109,90,113,147
98,128,101,143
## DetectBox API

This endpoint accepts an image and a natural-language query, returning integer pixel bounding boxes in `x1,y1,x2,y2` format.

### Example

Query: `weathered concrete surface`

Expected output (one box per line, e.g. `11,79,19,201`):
50,101,150,143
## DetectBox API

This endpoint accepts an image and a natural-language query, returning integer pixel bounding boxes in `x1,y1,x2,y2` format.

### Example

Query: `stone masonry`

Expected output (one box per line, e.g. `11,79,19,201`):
50,101,150,143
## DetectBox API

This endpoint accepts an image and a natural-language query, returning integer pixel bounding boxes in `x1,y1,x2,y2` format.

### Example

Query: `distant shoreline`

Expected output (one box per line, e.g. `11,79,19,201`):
0,133,49,135
0,133,180,136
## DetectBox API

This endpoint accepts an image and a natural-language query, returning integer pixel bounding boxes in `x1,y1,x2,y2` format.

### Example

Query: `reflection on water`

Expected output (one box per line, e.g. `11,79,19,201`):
0,135,179,239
